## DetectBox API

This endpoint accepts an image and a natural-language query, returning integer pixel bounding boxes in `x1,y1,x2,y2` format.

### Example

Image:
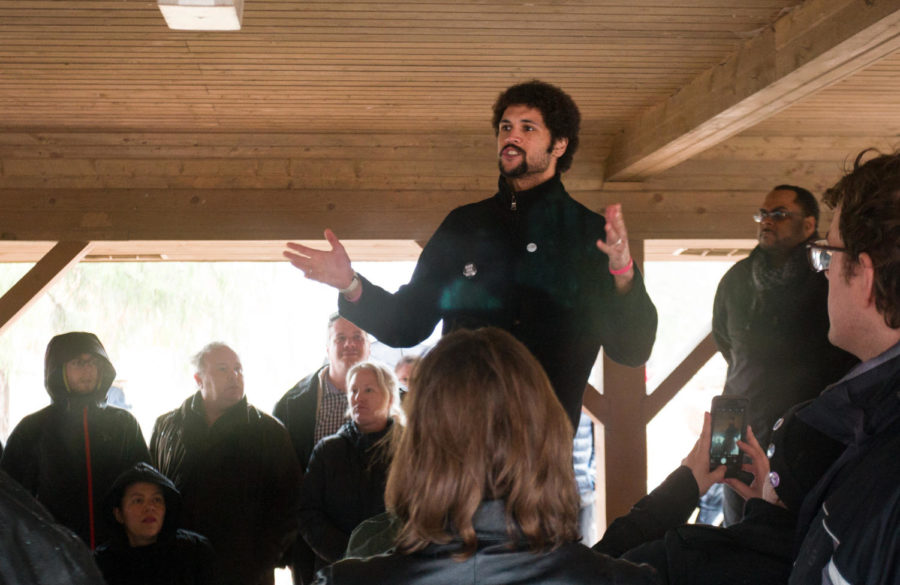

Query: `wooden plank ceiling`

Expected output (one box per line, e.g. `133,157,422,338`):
2,0,900,261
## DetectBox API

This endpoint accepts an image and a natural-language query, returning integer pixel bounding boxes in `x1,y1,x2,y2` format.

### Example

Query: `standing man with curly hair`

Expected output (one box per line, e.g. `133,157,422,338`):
284,80,658,428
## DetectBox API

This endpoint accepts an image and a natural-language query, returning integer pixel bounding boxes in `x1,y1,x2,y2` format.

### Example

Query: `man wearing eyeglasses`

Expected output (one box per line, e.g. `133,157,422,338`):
0,332,150,549
786,151,900,584
710,185,856,526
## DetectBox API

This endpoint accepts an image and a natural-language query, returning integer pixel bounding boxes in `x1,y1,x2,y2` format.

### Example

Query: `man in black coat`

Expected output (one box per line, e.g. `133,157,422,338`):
1,331,149,549
284,80,658,429
710,185,856,524
151,342,302,585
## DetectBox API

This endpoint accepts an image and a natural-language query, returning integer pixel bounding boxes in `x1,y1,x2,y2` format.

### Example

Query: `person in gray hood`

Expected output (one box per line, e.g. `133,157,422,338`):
0,331,150,549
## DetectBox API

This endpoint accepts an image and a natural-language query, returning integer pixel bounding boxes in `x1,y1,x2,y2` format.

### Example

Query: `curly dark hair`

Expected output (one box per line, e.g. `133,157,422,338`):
823,149,900,328
491,80,580,173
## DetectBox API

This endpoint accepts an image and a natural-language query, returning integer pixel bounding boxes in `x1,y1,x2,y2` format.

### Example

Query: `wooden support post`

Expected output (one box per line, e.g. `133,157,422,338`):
0,241,93,336
601,239,649,523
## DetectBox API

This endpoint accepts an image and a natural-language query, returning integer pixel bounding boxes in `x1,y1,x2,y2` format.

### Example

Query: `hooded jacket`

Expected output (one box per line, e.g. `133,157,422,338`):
94,462,215,585
0,332,150,549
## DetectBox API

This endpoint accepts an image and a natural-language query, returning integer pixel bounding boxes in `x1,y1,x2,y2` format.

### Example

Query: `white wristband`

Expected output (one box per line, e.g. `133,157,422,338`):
339,272,361,296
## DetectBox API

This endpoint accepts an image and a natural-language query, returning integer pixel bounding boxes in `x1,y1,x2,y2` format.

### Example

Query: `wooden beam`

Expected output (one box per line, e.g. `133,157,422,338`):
582,383,609,426
0,189,771,242
602,240,649,523
0,241,92,335
605,0,900,181
643,332,718,424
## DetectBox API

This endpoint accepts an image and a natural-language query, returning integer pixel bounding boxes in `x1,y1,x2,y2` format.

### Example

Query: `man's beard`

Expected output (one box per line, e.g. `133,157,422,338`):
499,146,528,178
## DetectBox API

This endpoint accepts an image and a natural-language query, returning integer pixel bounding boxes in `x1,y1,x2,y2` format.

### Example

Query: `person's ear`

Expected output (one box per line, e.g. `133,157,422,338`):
193,372,203,389
802,215,816,239
551,137,568,159
856,252,876,306
114,507,124,524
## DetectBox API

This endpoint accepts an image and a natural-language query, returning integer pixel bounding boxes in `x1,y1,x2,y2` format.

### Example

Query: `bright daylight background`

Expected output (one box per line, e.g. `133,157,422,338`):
0,257,734,581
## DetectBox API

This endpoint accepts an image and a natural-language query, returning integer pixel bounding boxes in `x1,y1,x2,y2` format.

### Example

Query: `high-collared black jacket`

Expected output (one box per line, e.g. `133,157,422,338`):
340,174,658,427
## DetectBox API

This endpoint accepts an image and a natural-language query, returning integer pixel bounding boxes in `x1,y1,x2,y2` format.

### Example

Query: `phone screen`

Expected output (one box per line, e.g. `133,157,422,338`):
709,396,748,473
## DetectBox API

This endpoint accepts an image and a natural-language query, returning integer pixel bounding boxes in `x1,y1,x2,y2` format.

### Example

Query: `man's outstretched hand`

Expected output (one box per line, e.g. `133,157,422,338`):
284,229,355,290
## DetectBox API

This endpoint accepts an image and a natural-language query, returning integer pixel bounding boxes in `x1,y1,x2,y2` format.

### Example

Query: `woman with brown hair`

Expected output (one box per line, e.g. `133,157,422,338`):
314,327,658,584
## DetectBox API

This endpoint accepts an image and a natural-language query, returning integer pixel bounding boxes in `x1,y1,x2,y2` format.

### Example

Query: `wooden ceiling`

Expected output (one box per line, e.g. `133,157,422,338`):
2,0,900,262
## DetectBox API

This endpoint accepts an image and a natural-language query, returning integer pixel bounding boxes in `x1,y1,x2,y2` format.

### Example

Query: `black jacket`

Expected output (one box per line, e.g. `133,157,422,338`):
273,365,328,471
299,420,394,566
0,468,105,585
340,174,658,427
150,392,302,585
790,341,900,585
0,332,150,549
712,246,857,445
315,500,660,585
596,466,797,585
94,463,215,585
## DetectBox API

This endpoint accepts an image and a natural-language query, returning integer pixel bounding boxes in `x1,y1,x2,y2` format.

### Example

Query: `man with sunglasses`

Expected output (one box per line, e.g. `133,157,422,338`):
710,186,856,526
788,151,900,584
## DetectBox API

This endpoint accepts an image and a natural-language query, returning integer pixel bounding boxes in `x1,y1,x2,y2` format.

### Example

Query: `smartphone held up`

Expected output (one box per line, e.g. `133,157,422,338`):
709,395,749,478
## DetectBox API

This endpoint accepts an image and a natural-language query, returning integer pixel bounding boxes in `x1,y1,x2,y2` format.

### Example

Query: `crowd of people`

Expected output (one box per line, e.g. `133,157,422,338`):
1,80,898,585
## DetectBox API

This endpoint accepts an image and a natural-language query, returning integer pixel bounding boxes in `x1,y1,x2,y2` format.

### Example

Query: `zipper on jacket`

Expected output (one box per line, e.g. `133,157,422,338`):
510,192,517,211
82,406,96,550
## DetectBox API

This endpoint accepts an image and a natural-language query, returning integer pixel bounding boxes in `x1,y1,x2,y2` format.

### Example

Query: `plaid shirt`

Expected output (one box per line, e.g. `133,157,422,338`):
314,372,348,445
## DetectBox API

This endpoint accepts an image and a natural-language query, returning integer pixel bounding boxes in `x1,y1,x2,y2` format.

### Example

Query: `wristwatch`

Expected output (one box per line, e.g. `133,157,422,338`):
339,272,361,296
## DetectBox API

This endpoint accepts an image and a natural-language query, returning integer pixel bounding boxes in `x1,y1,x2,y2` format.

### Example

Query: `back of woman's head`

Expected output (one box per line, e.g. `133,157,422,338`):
385,327,579,557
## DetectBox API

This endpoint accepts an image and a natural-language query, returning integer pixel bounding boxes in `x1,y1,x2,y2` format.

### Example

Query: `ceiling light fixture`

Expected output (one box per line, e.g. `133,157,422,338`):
157,0,244,31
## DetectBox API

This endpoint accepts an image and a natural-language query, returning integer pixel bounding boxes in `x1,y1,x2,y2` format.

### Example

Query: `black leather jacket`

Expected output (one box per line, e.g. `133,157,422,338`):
150,392,302,585
315,500,660,585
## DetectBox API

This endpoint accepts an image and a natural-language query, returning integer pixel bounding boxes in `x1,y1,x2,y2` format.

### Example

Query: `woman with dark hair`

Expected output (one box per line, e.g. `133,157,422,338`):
94,463,215,585
315,327,658,585
298,360,405,570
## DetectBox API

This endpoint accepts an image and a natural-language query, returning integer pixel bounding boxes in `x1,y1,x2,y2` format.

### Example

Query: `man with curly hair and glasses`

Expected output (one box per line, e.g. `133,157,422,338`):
284,80,658,429
785,150,900,585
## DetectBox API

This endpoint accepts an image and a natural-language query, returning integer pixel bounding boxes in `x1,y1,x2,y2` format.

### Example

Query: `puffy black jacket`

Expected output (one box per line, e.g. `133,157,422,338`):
315,500,660,585
0,332,150,549
94,462,216,585
0,468,105,585
299,420,394,567
150,392,302,585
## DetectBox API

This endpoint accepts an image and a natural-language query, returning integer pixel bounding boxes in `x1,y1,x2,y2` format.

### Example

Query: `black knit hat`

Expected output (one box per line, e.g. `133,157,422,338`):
765,401,844,512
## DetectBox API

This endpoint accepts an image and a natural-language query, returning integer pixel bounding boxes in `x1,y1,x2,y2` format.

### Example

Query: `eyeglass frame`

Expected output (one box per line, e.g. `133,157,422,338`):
752,209,801,223
806,239,847,272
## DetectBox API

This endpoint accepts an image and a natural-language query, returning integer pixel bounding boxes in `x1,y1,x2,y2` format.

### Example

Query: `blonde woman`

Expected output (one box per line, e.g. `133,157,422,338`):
298,360,404,571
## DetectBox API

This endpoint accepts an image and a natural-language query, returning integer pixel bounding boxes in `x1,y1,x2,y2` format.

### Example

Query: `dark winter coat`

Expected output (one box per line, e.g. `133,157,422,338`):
0,468,105,585
94,463,215,585
596,466,797,585
273,365,328,471
299,419,394,567
315,500,660,585
712,246,857,446
339,174,658,427
150,392,302,585
790,341,900,585
0,332,150,549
